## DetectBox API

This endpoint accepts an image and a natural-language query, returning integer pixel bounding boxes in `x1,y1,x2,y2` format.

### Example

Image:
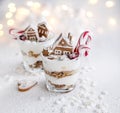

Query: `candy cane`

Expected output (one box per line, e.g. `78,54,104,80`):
80,46,90,56
9,28,26,41
79,31,92,56
68,31,92,59
9,28,17,40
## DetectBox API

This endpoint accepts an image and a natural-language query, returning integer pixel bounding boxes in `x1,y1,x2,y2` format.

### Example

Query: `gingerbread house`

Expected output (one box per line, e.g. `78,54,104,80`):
37,23,49,38
52,33,73,55
25,27,37,41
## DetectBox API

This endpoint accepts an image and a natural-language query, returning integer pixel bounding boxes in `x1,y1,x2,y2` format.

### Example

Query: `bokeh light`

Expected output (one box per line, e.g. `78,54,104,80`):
8,3,15,8
7,19,15,26
105,1,115,8
5,12,13,19
49,17,58,27
30,2,41,14
88,0,98,5
0,0,119,39
27,1,33,7
33,2,41,8
108,17,117,26
9,6,16,13
15,8,30,22
0,24,3,30
0,31,4,36
86,11,93,18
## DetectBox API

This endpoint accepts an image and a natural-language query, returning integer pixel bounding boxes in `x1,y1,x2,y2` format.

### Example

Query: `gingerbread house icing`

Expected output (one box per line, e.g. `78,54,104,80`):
25,26,37,41
37,22,49,38
52,33,73,55
24,21,49,42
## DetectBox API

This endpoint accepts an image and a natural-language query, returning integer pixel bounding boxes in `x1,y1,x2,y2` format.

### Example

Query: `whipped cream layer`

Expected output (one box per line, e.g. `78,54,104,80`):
18,37,56,54
46,72,79,85
42,55,81,72
22,55,40,65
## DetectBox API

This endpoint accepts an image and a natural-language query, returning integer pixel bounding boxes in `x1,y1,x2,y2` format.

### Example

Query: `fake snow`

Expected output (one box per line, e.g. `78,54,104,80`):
0,64,110,113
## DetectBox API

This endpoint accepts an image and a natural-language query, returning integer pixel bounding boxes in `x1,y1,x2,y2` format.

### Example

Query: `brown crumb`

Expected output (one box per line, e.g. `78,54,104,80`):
28,51,40,58
29,61,42,68
44,70,77,78
48,80,73,89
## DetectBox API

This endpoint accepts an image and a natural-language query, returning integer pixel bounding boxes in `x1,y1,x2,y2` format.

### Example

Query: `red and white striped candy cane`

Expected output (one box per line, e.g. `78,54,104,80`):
68,31,92,59
79,31,92,56
9,28,26,41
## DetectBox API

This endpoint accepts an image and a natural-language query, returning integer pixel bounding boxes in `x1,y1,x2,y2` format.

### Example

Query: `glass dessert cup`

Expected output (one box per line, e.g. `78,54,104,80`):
9,18,57,75
18,39,55,75
42,54,81,93
45,72,79,93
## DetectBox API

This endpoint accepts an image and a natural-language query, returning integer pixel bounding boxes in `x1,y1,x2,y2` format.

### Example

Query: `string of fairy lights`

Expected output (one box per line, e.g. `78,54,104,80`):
0,0,118,39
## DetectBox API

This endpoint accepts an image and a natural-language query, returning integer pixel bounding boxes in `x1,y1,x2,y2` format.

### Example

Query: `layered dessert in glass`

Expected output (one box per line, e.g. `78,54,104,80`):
41,33,81,92
10,20,55,75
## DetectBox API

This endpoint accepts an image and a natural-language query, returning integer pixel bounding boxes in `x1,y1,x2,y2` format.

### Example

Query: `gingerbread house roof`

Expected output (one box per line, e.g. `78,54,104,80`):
38,22,48,30
52,33,73,50
27,28,35,33
24,22,48,39
37,22,49,38
24,25,37,35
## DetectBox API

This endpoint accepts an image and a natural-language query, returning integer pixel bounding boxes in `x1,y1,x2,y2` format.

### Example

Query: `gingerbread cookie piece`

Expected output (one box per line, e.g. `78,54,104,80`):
51,33,73,56
38,23,49,38
29,61,42,68
25,27,37,42
28,51,40,58
18,80,37,92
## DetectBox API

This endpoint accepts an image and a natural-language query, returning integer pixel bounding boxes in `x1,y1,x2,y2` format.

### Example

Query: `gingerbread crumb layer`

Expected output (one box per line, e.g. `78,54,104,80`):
29,61,42,68
21,51,40,58
28,51,40,58
44,70,77,78
48,80,74,89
